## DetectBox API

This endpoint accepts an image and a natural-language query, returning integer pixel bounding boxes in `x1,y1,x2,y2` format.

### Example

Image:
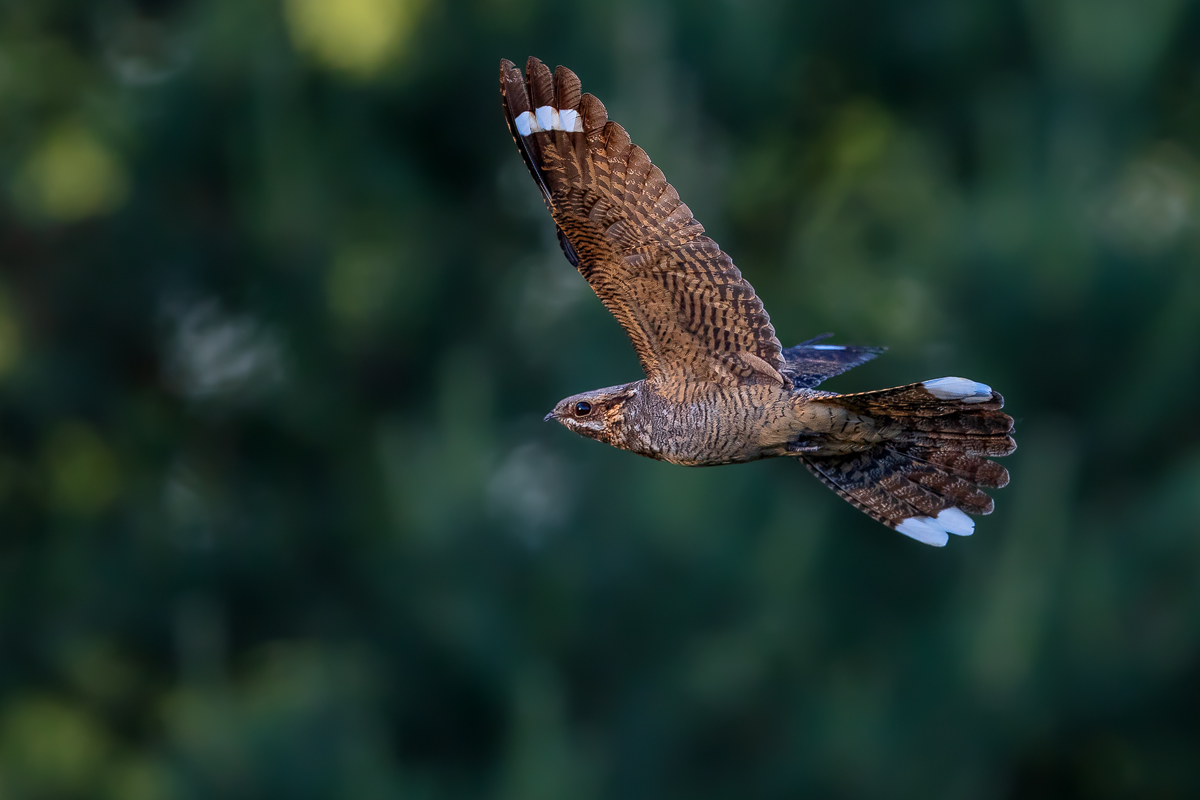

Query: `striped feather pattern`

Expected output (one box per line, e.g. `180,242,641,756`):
502,58,1016,546
806,378,1016,545
804,443,998,545
500,57,786,386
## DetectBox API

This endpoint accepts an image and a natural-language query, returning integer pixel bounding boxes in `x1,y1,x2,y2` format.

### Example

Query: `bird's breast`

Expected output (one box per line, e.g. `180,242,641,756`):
621,382,793,466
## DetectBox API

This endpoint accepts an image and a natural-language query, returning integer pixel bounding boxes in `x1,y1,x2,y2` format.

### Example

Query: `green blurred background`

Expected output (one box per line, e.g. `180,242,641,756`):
2,0,1200,797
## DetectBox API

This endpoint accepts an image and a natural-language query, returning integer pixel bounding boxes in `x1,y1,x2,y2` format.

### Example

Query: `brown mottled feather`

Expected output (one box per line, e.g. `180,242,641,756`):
500,58,785,386
803,382,1015,531
832,381,1008,416
804,442,997,532
503,57,1017,546
901,448,1010,488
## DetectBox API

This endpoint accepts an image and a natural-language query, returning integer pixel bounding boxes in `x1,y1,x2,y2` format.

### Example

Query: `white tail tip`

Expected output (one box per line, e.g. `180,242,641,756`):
922,377,993,403
896,507,975,546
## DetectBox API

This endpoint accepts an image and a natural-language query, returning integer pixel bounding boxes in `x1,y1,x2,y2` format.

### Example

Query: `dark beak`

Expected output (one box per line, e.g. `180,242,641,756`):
543,410,557,422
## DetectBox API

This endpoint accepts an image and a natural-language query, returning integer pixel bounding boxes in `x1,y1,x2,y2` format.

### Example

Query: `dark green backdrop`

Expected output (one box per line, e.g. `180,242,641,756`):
2,0,1200,797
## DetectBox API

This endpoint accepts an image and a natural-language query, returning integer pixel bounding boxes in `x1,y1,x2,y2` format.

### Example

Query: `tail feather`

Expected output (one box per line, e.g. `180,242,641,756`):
805,453,934,533
902,431,1012,455
805,376,1016,546
895,431,1015,458
893,408,1013,434
836,377,1005,414
899,447,1010,489
906,467,994,514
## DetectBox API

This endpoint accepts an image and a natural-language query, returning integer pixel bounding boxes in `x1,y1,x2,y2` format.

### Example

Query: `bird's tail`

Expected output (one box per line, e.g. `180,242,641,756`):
803,377,1016,546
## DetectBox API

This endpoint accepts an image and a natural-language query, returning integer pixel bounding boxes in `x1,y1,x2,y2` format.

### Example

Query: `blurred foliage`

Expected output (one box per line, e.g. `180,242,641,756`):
1,0,1200,797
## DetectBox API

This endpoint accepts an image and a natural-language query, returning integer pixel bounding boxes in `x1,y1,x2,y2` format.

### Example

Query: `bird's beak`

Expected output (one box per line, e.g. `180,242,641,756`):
543,410,557,422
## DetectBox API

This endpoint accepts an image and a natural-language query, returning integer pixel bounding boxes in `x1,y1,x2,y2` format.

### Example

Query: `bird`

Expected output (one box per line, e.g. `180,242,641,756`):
499,57,1015,547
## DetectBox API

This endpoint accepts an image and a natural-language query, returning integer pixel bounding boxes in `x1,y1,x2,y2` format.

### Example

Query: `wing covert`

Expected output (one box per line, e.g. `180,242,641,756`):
782,334,886,389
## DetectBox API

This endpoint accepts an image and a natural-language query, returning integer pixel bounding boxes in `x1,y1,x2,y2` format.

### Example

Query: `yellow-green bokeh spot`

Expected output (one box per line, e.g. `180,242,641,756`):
0,696,111,795
327,244,399,330
105,757,177,800
14,125,129,222
283,0,426,78
830,100,894,171
42,421,122,516
57,639,140,706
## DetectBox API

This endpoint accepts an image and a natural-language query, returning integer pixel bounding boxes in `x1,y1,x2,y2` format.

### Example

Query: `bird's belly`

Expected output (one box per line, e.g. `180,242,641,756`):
647,433,766,466
628,386,784,466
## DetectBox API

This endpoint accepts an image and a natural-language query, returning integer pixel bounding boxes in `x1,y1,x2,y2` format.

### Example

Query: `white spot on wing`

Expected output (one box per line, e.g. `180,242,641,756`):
558,108,580,132
809,345,846,350
923,376,993,403
535,105,558,132
514,111,532,137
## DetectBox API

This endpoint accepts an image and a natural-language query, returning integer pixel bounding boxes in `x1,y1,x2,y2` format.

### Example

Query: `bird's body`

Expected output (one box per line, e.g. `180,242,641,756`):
502,57,1015,546
553,380,880,466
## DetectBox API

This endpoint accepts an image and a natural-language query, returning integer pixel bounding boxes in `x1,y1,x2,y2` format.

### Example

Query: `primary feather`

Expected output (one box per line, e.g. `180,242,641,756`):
500,57,785,387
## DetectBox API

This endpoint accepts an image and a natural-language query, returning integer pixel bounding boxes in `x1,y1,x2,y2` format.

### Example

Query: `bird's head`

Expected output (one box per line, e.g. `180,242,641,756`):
544,383,640,446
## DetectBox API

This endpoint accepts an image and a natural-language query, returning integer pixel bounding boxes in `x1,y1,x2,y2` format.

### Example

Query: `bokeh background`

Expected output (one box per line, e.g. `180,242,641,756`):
2,0,1200,797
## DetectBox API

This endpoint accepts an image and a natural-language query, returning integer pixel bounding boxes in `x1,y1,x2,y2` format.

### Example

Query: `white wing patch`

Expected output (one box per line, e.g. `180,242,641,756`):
922,377,993,403
558,108,580,132
514,111,534,136
896,507,976,547
537,106,559,132
516,106,583,136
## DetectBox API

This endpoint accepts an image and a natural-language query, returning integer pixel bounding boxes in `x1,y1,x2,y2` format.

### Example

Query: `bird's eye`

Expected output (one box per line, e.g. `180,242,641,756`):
573,401,592,417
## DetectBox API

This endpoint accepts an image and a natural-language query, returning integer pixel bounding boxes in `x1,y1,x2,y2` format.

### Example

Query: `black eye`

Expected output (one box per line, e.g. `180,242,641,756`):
573,401,592,417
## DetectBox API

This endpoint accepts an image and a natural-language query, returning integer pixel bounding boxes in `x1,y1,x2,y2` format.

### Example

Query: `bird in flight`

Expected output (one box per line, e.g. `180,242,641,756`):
499,57,1015,546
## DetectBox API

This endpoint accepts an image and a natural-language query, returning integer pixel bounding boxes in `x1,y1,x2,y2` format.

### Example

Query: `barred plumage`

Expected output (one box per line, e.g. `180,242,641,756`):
502,57,1016,547
500,57,785,386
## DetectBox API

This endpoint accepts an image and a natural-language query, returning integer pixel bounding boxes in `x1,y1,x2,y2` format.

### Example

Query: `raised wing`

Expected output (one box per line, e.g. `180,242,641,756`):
500,57,786,387
782,333,885,389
